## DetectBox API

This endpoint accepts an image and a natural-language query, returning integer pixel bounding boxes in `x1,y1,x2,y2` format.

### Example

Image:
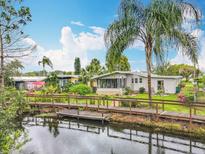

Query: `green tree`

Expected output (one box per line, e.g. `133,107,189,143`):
105,0,200,105
45,72,59,87
38,56,53,76
4,59,24,86
74,57,81,75
153,62,171,75
80,58,105,84
0,88,29,153
106,54,130,72
0,0,34,89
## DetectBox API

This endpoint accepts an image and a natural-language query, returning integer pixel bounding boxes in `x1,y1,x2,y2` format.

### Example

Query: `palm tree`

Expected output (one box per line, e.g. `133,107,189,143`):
105,0,201,106
38,56,53,76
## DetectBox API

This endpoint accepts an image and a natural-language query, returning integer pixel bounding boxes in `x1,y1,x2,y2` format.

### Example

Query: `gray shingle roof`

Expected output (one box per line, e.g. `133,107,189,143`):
92,71,182,80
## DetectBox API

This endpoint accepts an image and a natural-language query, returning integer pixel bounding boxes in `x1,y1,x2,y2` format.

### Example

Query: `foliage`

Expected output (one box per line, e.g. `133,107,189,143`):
38,56,53,76
106,55,131,72
197,75,205,87
139,87,145,94
41,85,59,94
63,81,74,92
0,88,29,153
124,87,133,95
80,58,106,84
0,0,34,88
4,60,24,86
69,83,92,95
45,72,59,87
156,89,165,96
23,70,72,76
74,57,81,75
105,0,201,104
154,64,201,81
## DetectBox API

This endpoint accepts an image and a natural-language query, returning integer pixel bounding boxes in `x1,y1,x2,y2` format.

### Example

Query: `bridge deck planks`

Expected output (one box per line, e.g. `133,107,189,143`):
30,102,205,124
56,109,110,122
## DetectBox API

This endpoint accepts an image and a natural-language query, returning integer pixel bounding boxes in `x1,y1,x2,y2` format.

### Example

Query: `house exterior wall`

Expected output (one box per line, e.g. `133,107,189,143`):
129,76,180,94
69,77,79,83
96,88,123,95
95,74,181,95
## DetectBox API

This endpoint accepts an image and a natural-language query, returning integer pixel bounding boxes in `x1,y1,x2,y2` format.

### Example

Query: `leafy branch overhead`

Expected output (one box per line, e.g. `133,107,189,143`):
0,0,36,88
105,0,201,103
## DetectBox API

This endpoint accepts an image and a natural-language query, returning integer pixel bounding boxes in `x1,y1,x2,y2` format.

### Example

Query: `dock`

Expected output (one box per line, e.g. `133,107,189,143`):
56,109,110,122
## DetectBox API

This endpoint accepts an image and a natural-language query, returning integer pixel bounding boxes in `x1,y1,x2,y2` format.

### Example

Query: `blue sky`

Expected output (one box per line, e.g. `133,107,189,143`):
21,0,205,72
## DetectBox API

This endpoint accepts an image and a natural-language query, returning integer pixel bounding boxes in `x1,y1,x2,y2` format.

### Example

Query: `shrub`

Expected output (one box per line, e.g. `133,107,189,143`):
63,81,74,92
139,87,145,94
69,83,92,95
124,87,133,95
156,89,165,96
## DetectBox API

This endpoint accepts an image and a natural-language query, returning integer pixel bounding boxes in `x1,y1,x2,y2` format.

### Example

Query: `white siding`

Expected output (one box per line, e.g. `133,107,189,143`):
130,77,180,94
95,72,182,95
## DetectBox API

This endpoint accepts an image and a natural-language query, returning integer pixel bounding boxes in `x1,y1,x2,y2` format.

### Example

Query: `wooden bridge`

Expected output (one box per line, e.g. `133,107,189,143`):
26,94,205,124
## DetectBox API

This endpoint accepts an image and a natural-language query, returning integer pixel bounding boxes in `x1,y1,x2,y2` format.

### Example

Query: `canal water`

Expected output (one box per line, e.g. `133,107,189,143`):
16,117,205,154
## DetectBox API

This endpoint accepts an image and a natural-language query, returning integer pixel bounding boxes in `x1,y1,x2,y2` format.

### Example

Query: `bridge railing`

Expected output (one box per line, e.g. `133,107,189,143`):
26,93,205,124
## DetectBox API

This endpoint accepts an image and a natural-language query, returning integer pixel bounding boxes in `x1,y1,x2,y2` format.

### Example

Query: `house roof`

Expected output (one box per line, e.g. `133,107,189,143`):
12,74,80,82
134,72,183,79
12,76,47,82
57,75,80,78
91,71,133,80
92,71,182,80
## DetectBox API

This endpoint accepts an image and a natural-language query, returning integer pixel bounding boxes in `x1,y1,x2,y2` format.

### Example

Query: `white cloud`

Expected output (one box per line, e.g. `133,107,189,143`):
171,29,205,72
70,21,84,27
20,26,105,71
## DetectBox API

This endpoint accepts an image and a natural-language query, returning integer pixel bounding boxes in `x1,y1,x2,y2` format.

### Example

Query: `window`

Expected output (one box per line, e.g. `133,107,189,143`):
135,78,138,83
139,78,143,83
157,80,164,91
132,78,134,83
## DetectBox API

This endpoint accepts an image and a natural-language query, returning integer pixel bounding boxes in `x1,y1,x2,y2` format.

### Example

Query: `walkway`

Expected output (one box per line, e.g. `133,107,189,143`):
30,101,205,124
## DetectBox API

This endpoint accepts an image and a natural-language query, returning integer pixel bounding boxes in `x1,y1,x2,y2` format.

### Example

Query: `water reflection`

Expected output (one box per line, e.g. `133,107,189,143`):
20,117,205,154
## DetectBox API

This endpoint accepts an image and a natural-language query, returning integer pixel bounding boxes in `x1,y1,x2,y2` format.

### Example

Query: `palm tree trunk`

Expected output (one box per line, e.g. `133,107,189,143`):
0,29,4,89
145,40,152,107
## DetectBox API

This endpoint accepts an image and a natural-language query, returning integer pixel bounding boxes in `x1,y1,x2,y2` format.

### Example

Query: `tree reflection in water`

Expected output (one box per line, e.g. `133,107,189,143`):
23,117,205,154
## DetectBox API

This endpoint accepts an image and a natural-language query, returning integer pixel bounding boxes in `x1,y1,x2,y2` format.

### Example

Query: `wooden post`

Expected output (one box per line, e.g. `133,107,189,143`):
77,108,80,121
86,99,88,109
129,101,132,114
194,107,196,115
98,99,100,110
156,102,159,121
113,100,115,107
189,103,192,125
76,96,78,104
106,100,109,109
35,95,36,104
162,101,165,111
68,96,70,109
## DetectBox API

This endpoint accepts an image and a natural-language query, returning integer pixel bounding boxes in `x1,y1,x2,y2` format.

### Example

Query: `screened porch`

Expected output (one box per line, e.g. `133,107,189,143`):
97,78,126,89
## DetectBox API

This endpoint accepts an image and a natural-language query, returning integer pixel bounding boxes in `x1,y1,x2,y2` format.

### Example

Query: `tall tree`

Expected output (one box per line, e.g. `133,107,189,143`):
4,59,24,86
105,0,200,105
74,57,81,75
38,56,53,76
0,0,35,88
80,58,105,84
106,54,130,72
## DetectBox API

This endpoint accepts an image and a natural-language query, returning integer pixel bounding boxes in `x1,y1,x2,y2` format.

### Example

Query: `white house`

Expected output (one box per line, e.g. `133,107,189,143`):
92,71,182,95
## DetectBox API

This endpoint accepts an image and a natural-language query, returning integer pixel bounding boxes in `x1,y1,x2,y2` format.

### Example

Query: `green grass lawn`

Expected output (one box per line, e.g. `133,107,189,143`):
130,94,178,100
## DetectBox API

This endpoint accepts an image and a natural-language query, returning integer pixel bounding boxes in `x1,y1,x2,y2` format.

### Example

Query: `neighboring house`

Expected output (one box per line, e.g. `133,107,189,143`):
92,71,182,95
58,75,79,88
12,76,47,90
12,75,80,90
